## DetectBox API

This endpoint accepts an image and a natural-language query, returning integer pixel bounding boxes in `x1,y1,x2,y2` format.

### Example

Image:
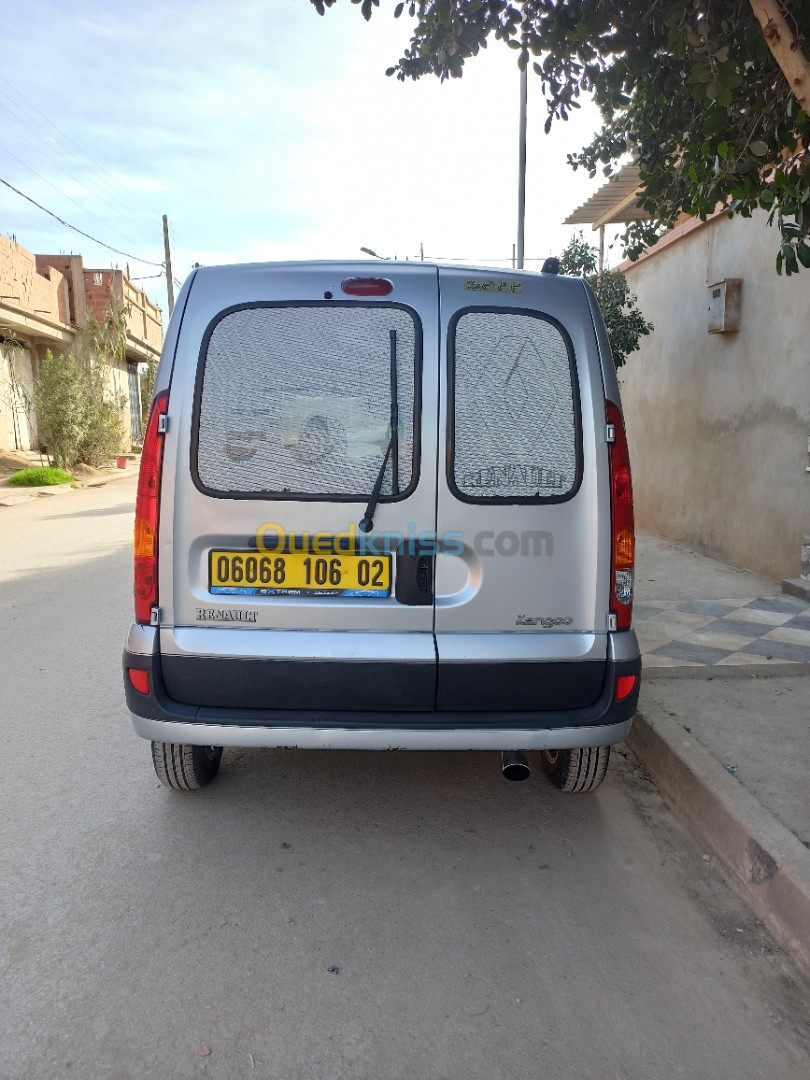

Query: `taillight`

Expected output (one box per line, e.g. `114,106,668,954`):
607,401,634,630
615,674,637,701
127,668,150,694
134,390,168,624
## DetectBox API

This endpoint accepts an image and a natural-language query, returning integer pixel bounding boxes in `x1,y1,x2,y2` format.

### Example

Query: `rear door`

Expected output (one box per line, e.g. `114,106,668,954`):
434,268,610,712
157,262,440,712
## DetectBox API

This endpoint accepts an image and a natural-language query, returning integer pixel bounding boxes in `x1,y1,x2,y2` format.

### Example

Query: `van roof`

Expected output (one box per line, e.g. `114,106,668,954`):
189,259,585,286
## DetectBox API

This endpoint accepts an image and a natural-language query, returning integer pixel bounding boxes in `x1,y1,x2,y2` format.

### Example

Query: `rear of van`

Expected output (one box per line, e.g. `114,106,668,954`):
124,261,640,790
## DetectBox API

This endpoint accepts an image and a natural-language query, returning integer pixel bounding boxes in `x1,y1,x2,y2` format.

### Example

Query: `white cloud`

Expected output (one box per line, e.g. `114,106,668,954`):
1,0,615,310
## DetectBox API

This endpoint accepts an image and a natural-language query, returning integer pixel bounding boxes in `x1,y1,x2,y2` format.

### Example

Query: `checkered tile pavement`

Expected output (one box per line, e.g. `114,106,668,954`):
634,594,810,669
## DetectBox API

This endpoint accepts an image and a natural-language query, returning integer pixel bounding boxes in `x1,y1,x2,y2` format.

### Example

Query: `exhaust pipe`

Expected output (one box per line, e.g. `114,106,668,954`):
501,751,531,782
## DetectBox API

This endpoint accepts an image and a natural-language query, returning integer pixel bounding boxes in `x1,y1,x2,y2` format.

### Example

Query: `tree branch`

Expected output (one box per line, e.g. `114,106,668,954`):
748,0,810,113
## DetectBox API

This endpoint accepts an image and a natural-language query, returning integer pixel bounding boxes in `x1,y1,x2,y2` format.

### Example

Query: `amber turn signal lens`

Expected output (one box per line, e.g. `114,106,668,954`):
614,527,635,569
134,518,155,559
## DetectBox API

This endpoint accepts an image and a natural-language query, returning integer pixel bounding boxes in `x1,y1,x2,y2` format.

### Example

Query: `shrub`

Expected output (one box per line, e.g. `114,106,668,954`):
32,307,128,469
32,350,88,469
7,466,73,487
77,388,127,469
559,232,653,368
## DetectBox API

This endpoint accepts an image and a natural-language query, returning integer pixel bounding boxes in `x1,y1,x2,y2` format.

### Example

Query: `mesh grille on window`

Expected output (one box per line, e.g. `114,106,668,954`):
196,305,417,496
452,311,577,500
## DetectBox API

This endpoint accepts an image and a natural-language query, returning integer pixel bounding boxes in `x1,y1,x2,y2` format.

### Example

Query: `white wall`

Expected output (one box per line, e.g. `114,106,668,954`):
619,210,810,580
0,343,36,452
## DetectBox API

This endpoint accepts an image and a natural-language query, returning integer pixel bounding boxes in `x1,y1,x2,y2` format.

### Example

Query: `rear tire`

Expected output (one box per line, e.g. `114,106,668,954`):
540,746,610,793
151,742,222,791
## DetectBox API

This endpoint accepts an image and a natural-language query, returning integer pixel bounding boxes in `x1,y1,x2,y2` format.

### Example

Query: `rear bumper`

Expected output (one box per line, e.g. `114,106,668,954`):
130,713,633,751
123,624,641,750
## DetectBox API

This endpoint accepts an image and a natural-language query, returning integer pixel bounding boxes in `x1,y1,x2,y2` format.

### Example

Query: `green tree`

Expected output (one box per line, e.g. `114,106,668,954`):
310,0,810,275
32,349,88,469
33,307,128,469
559,232,653,369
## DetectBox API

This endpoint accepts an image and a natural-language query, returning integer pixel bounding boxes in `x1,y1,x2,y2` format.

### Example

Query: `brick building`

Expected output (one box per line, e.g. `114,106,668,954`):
0,235,162,453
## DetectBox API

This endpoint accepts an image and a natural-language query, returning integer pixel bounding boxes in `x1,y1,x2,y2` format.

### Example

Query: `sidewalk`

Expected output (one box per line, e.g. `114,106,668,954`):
0,452,140,507
629,533,810,976
636,534,810,674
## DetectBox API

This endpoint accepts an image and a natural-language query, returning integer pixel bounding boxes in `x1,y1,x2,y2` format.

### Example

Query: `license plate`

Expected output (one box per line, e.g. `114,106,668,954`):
209,550,391,597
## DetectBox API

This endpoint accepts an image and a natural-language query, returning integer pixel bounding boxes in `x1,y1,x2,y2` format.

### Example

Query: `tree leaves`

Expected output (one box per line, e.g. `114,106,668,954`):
559,233,653,367
306,0,810,275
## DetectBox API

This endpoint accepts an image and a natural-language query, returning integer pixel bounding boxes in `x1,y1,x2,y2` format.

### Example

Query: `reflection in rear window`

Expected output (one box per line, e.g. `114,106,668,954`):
195,304,419,498
451,310,578,501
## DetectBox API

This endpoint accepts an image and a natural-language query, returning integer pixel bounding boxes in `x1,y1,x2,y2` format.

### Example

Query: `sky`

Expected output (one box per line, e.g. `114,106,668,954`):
1,0,621,316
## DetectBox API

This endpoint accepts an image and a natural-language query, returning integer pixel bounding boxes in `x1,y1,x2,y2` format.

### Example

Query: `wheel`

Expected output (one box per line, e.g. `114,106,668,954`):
540,746,611,793
151,742,222,791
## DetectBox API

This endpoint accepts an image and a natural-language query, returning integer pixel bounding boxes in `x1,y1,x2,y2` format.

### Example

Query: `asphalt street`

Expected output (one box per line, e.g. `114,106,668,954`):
2,477,810,1080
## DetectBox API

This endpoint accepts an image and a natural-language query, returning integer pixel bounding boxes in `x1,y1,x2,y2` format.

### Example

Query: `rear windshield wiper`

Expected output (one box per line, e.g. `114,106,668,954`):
359,328,399,534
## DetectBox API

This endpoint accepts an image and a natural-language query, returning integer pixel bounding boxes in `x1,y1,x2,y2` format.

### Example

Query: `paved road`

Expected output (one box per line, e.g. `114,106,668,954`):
2,479,810,1080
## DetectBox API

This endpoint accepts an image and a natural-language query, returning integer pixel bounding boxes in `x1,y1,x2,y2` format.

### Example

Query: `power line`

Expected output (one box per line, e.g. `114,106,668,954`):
0,140,160,256
0,74,164,230
0,91,160,244
0,175,164,266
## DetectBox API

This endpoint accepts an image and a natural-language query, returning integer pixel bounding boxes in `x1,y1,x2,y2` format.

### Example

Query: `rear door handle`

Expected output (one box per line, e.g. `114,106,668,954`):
395,543,434,606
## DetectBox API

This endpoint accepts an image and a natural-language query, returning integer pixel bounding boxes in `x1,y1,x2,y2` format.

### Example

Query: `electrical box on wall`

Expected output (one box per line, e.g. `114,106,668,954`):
707,278,742,333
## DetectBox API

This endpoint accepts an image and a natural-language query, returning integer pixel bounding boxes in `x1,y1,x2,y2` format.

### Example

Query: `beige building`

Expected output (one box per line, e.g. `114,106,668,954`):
0,235,162,454
565,175,809,583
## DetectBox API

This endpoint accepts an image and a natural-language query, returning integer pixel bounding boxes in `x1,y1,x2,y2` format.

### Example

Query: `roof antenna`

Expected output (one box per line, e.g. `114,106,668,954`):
541,257,560,275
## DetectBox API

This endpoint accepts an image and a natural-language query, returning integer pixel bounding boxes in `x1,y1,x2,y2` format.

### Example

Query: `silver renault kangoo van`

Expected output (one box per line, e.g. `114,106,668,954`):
124,261,640,793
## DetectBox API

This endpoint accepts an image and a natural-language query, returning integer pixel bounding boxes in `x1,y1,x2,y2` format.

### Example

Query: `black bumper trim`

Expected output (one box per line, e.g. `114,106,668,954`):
123,649,641,732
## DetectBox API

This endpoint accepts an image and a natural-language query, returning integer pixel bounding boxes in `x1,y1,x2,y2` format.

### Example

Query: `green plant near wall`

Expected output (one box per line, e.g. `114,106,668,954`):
0,325,34,448
140,358,157,433
559,233,654,369
32,306,129,470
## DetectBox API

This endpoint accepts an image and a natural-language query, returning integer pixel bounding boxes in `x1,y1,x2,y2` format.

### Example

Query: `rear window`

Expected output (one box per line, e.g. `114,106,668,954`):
449,308,580,502
193,303,420,499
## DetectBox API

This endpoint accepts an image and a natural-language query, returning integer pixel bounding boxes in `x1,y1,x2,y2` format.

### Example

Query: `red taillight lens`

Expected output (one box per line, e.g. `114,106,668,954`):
615,674,637,701
607,401,634,630
128,668,150,694
341,277,393,296
134,390,168,623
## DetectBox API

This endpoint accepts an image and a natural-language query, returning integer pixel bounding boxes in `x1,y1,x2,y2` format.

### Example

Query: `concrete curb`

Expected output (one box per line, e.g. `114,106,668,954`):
627,707,810,979
783,578,810,602
648,660,810,678
644,662,810,680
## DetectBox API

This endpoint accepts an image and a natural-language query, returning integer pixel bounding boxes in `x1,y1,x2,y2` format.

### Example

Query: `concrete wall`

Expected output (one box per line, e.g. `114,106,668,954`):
0,237,69,325
123,277,162,354
619,210,810,580
36,255,86,325
82,269,162,359
83,268,117,327
0,341,36,452
108,355,134,451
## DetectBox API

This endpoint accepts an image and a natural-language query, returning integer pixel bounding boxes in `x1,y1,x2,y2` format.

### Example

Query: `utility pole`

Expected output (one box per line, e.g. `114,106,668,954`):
516,66,527,270
162,214,175,317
